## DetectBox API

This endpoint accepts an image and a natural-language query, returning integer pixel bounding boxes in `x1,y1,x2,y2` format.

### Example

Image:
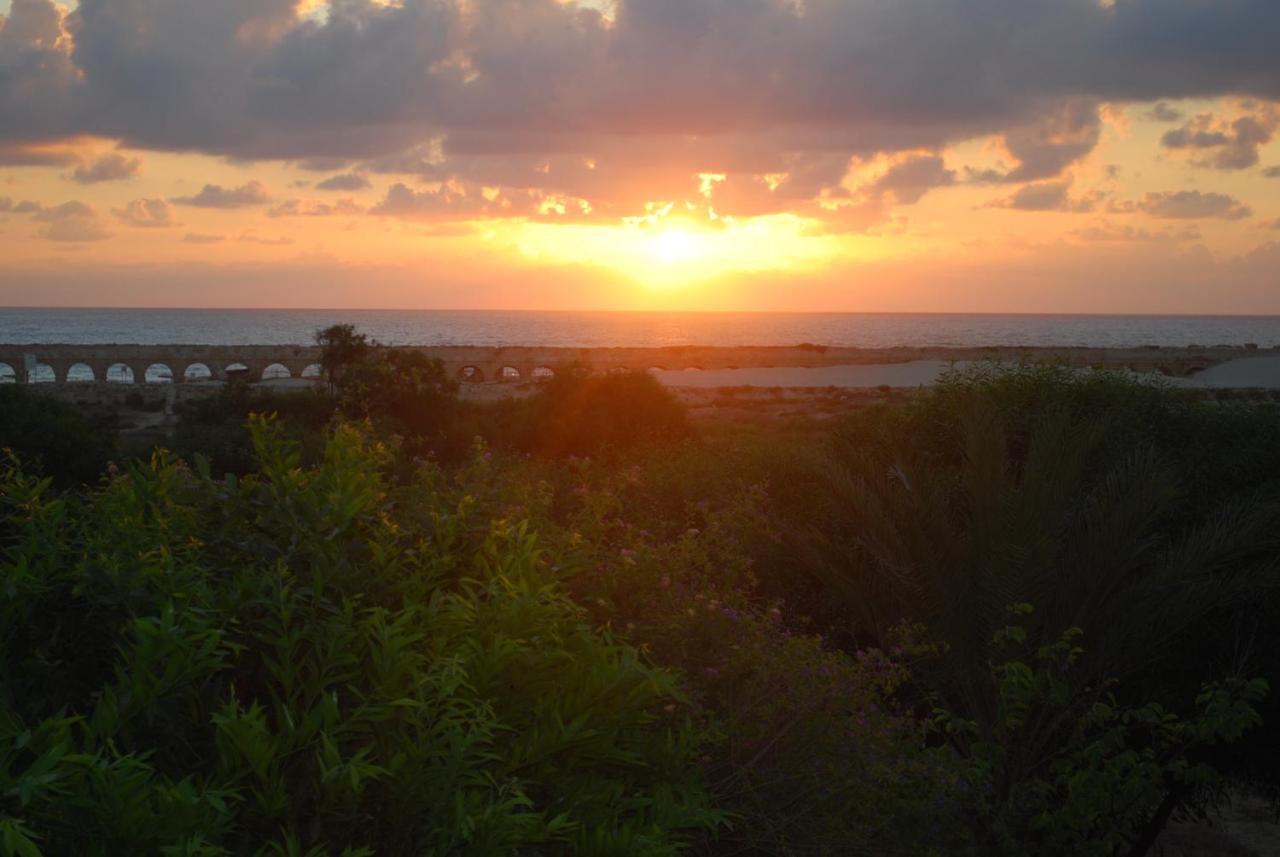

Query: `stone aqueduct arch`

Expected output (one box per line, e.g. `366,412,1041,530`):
0,345,676,387
0,344,882,387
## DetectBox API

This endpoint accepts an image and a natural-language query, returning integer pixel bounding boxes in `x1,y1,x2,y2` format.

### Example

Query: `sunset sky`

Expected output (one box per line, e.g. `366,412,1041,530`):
1,0,1279,312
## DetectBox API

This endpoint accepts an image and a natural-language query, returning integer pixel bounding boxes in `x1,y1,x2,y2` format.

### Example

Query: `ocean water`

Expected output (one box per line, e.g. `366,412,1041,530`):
0,308,1277,348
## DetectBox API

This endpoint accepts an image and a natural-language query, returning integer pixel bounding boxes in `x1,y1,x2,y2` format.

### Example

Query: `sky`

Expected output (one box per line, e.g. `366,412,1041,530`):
0,0,1278,312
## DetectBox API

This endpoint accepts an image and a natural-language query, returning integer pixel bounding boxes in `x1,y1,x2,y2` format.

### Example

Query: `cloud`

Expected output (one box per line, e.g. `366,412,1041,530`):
183,232,225,244
1,0,1280,233
315,173,371,192
988,179,1100,213
860,154,956,206
267,198,364,218
70,152,141,183
1071,221,1201,243
172,181,270,209
1128,190,1253,220
998,102,1104,183
802,153,957,233
0,143,79,167
1145,103,1184,123
1160,109,1277,170
1264,166,1280,178
3,1,1280,187
32,200,94,222
113,198,175,227
371,181,588,222
30,199,112,241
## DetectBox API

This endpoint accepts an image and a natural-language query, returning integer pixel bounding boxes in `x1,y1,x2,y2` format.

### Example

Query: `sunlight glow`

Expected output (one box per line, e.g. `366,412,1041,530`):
648,229,701,264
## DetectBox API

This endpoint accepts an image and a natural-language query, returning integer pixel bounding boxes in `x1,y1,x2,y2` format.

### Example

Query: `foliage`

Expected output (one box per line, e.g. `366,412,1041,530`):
314,324,371,390
0,385,117,488
937,606,1268,857
518,371,692,459
171,380,335,476
0,418,720,855
11,358,1280,854
314,326,460,453
419,442,962,856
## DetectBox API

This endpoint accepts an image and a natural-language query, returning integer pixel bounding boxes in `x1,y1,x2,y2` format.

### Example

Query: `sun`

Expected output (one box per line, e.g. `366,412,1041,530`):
647,229,702,264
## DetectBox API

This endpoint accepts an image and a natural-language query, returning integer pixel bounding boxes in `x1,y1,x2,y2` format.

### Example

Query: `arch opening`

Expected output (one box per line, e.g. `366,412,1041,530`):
0,363,15,384
184,363,213,383
26,363,56,384
106,363,135,384
500,366,522,382
459,366,485,383
66,363,96,383
531,367,555,381
301,363,323,379
145,364,174,384
225,363,250,380
262,363,291,381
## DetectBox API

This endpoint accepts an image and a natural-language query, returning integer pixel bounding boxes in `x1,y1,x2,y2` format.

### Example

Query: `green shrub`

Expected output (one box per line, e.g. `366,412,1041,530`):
0,386,117,488
0,418,720,855
502,371,692,460
937,606,1267,857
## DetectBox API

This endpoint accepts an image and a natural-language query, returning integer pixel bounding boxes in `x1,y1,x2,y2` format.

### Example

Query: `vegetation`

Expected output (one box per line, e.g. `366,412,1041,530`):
0,386,117,488
3,339,1280,855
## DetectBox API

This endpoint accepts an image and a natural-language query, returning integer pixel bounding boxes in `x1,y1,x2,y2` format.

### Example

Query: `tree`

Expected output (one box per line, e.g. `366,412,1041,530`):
314,323,370,390
803,374,1280,852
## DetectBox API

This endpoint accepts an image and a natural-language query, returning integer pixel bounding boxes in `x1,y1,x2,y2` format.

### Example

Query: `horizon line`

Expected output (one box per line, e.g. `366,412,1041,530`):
3,306,1280,320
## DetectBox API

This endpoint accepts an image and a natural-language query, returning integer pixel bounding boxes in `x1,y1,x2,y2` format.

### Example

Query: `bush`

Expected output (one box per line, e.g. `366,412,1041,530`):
0,385,117,488
0,418,720,855
428,442,963,856
171,381,335,477
515,371,692,459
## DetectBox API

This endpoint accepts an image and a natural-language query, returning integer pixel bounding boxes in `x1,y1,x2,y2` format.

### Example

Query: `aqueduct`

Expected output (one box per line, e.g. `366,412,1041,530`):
0,343,1260,386
0,343,853,386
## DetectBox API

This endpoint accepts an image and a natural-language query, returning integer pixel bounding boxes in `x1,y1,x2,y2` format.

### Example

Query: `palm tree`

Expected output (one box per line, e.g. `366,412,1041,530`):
803,388,1280,853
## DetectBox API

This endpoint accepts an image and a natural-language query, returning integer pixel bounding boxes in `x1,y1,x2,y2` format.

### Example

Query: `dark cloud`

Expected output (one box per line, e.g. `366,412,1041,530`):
70,151,141,183
0,143,79,166
172,181,270,209
1128,190,1253,220
1264,166,1280,178
988,179,1099,213
113,198,175,227
315,172,371,192
1000,102,1103,183
267,198,364,218
2,0,1280,227
863,154,956,206
1145,103,1184,123
3,0,1280,158
1160,109,1277,170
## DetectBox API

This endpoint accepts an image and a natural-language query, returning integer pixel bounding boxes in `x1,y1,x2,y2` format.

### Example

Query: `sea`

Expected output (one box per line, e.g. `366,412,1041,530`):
1,308,1278,348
